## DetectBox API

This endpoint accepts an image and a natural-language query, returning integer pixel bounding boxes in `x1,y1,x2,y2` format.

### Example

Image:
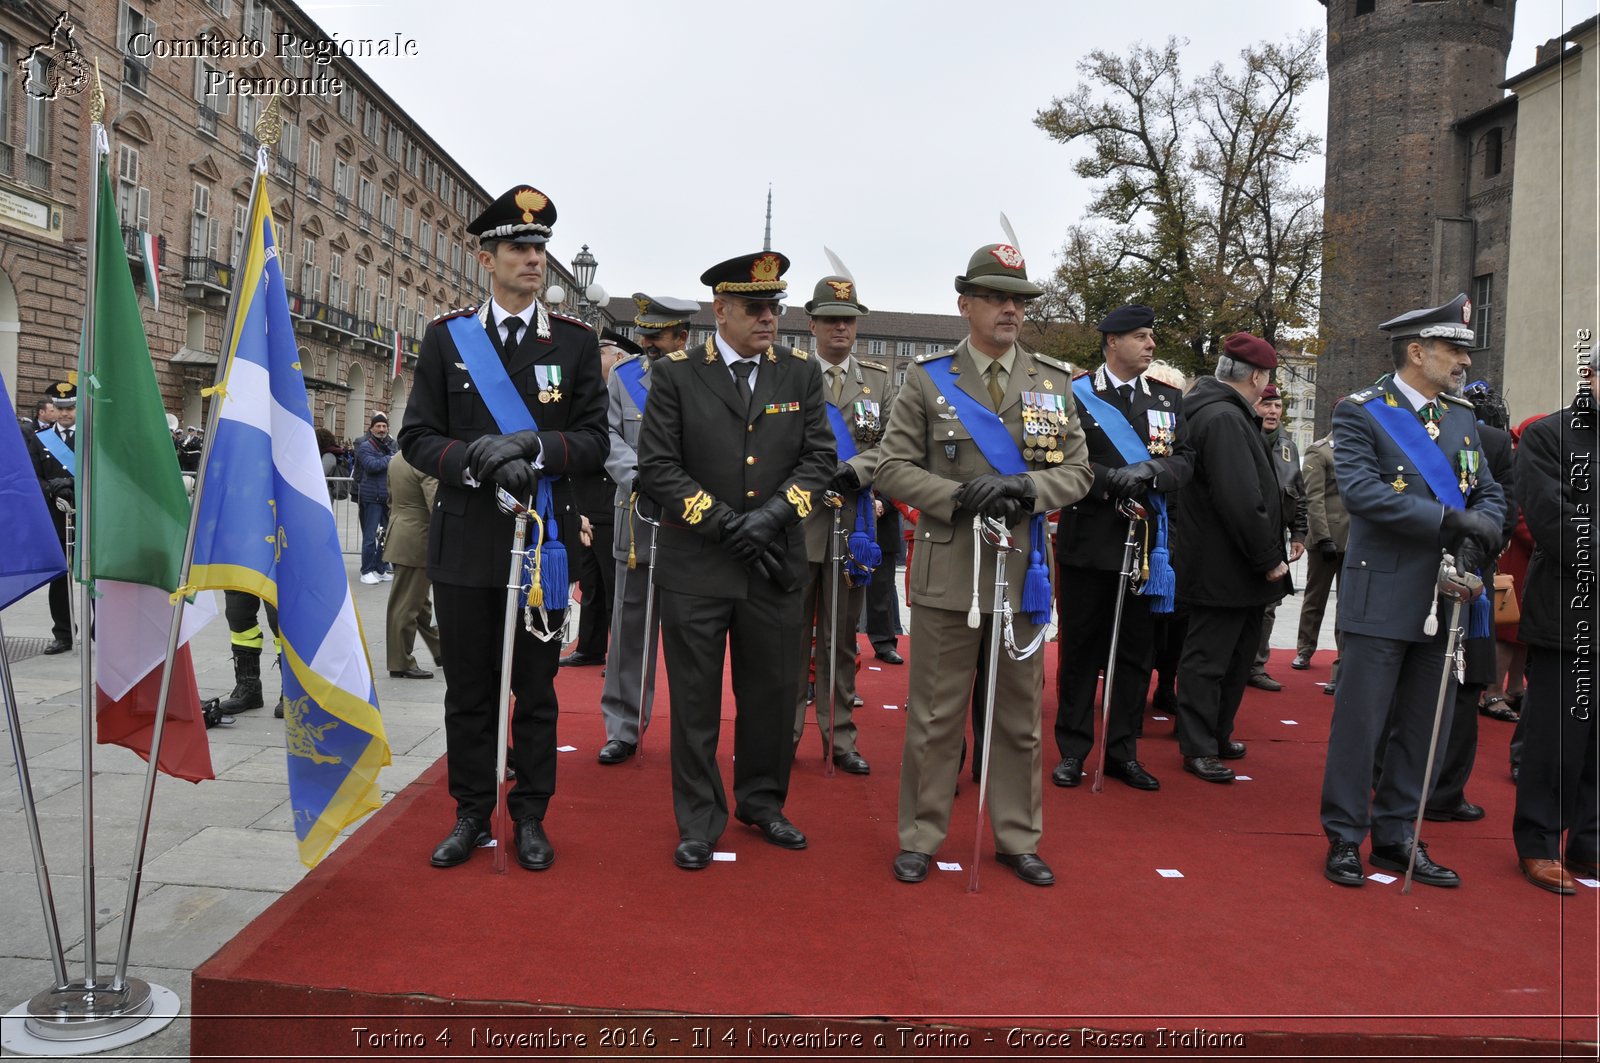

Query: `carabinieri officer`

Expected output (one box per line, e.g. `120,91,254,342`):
400,184,608,872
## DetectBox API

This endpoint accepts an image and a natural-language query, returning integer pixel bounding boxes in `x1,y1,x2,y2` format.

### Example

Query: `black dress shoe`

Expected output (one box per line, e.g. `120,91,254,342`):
558,652,605,667
1216,740,1247,760
1151,687,1177,714
1324,841,1364,887
430,817,489,868
996,852,1055,886
739,815,807,849
875,648,905,665
1247,671,1282,692
1369,839,1460,888
833,751,870,775
1424,800,1485,822
674,839,712,870
514,819,554,871
1105,759,1160,791
1051,756,1083,788
1183,756,1235,783
850,695,864,707
389,667,434,679
42,638,70,655
893,850,930,882
1324,682,1337,696
597,740,636,765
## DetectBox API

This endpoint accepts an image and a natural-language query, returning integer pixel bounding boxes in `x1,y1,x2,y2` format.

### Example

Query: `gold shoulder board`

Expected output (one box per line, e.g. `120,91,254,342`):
666,350,689,362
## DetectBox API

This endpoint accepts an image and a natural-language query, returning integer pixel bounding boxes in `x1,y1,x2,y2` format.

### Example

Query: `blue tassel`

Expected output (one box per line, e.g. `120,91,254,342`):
1468,585,1491,640
1138,498,1176,614
1022,514,1052,625
847,530,880,585
536,479,568,608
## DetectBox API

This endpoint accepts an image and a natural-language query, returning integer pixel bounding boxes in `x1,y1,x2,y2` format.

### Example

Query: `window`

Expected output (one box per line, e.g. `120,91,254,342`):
419,220,431,259
186,309,207,353
231,204,247,266
191,184,220,259
381,192,397,230
194,57,231,127
402,206,415,246
238,94,259,154
1473,274,1494,351
24,55,50,160
377,275,390,327
242,0,270,41
436,231,448,263
362,99,381,142
333,158,351,207
925,343,945,356
329,252,343,308
301,237,319,297
119,3,155,94
1482,127,1503,177
1354,0,1375,12
386,122,402,161
355,265,369,320
338,88,356,124
0,39,11,168
897,342,914,358
305,139,321,182
398,286,410,333
867,340,886,356
116,145,150,229
358,177,375,227
404,138,420,175
895,368,908,388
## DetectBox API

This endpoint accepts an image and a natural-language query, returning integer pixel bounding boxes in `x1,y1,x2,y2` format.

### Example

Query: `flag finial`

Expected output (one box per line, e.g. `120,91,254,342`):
255,94,283,147
89,56,104,124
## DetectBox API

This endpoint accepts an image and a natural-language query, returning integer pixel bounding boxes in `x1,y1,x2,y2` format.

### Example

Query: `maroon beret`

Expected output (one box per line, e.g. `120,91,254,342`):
1223,332,1278,370
1259,384,1282,401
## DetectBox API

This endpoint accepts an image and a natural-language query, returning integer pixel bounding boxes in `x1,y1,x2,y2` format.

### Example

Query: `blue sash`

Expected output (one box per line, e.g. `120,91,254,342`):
825,401,878,583
1072,377,1174,612
1366,396,1490,636
921,355,1050,624
617,357,650,416
37,428,75,477
825,402,858,462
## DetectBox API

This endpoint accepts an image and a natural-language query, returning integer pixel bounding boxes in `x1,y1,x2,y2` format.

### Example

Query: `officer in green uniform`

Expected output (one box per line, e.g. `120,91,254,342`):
875,243,1093,887
793,275,891,775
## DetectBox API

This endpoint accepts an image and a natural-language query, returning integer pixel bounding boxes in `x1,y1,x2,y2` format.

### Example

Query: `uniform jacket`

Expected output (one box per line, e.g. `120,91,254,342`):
27,424,73,500
1302,435,1349,551
381,451,438,570
1515,397,1596,651
802,355,892,564
636,337,836,598
605,352,660,563
353,430,396,504
1332,377,1505,641
1480,423,1518,548
1266,429,1308,543
398,301,608,588
1054,365,1192,572
1173,375,1288,610
874,340,1092,614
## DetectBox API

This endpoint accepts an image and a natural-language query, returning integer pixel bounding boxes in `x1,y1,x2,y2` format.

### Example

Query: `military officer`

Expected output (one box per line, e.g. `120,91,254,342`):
1319,293,1505,889
1051,303,1192,793
398,184,608,872
793,274,891,776
875,242,1092,887
636,252,835,870
27,380,77,654
1295,426,1349,693
596,293,701,765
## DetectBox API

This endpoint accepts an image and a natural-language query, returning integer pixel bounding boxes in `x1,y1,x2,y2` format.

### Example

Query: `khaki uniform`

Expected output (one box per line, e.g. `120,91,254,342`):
382,452,441,672
794,355,892,755
874,340,1092,855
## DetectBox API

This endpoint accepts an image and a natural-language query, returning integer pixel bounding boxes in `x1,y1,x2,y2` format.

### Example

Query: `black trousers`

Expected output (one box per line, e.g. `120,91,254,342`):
1174,603,1263,758
1054,566,1154,763
661,576,803,843
46,505,71,644
572,519,614,659
1426,634,1494,812
1513,646,1600,863
433,582,561,824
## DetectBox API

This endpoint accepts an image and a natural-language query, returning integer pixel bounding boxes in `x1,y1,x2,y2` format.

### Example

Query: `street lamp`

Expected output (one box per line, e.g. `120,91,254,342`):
569,245,607,326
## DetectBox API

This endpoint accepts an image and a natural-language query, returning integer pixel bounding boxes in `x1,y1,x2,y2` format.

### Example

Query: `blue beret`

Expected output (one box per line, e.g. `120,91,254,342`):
1097,304,1155,334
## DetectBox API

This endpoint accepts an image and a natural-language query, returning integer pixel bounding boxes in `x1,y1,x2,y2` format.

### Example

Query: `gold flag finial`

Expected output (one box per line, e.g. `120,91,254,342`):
88,56,104,124
255,94,283,147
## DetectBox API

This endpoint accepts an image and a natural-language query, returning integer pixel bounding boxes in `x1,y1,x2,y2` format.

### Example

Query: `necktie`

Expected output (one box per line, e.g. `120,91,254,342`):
986,362,1005,409
502,316,522,360
732,360,755,408
1116,383,1134,408
828,365,845,406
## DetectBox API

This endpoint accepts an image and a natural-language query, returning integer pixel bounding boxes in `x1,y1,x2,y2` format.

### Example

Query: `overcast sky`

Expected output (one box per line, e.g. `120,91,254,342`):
305,0,1588,315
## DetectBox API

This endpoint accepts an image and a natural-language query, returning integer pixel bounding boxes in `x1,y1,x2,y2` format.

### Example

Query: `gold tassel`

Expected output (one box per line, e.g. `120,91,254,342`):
528,511,546,608
626,492,638,570
1140,522,1151,581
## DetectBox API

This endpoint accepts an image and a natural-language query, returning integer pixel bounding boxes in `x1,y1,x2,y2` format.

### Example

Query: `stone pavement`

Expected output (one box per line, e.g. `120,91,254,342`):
0,537,1335,1060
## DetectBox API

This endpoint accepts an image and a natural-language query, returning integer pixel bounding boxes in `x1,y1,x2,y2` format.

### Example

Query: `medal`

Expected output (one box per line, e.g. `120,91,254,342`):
1420,400,1442,441
538,390,552,404
1391,474,1407,493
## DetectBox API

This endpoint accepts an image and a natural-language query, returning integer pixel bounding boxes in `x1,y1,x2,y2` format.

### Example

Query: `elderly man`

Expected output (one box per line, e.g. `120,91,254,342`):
1247,384,1307,692
354,412,396,584
637,252,835,870
875,242,1091,887
400,183,608,871
1171,332,1289,784
1319,294,1504,889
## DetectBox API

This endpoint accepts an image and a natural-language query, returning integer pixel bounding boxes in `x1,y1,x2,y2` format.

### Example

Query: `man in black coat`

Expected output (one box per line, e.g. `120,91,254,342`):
1510,372,1597,894
27,381,77,653
637,250,835,871
1172,332,1289,783
399,184,608,872
1051,303,1193,792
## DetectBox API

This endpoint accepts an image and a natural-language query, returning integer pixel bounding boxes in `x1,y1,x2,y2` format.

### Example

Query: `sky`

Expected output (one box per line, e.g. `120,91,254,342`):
303,0,1590,315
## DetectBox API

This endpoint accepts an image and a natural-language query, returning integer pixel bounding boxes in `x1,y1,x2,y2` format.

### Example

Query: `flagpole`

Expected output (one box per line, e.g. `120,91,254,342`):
106,96,281,993
0,613,70,989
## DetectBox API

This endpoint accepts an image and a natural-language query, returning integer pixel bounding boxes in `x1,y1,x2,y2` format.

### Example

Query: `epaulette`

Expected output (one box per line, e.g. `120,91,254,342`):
790,348,810,360
858,359,889,372
433,306,476,324
1032,352,1073,374
614,352,643,367
914,350,951,364
1348,388,1378,405
549,311,594,332
1439,392,1473,408
666,350,689,362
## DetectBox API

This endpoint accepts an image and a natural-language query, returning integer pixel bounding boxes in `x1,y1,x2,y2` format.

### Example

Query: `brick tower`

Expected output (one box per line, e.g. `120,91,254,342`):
1316,0,1516,432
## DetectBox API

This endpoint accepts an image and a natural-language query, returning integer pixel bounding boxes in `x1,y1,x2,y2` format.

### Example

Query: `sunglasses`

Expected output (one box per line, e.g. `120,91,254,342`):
968,290,1033,309
732,298,785,319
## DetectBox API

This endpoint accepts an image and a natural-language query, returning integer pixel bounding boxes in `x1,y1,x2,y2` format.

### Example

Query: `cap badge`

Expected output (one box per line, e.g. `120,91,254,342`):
514,188,547,222
989,244,1025,271
634,296,651,315
751,253,782,283
1461,298,1472,324
826,280,853,301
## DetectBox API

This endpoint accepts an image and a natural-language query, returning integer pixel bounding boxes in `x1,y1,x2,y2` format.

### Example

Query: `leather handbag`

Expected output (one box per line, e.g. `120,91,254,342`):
1493,572,1519,625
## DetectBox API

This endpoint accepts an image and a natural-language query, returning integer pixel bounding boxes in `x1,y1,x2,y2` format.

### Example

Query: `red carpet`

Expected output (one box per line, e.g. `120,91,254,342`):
191,647,1599,1058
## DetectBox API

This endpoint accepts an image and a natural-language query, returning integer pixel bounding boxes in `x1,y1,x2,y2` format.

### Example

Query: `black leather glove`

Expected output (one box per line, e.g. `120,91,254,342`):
828,461,860,493
1316,538,1339,562
44,477,73,501
753,539,788,583
1105,461,1159,499
951,473,1009,516
725,498,793,564
491,461,538,504
1439,507,1500,554
992,494,1031,526
1455,538,1488,578
1001,472,1036,507
465,430,540,484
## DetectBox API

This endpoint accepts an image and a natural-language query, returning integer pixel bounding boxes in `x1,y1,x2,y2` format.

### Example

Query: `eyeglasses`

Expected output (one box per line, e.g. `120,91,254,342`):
732,298,784,319
967,290,1033,309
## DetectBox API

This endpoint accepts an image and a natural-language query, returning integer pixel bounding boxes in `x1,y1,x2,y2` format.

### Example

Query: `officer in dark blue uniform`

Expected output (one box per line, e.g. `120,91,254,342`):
1319,294,1505,889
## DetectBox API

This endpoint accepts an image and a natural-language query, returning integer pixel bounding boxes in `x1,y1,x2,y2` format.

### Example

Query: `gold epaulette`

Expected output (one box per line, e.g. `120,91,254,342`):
858,359,889,372
790,347,810,360
549,311,594,332
1031,352,1073,374
666,350,689,362
433,306,476,324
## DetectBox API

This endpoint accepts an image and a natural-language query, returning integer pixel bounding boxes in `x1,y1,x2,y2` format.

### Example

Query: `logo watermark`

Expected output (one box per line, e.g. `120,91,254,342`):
20,11,86,101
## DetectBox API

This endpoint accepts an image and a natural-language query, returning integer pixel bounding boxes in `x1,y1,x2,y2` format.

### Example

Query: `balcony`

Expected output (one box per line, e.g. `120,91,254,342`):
381,224,395,244
121,226,166,265
0,141,12,178
400,237,413,258
183,256,232,305
198,105,218,138
334,193,351,215
358,209,372,232
295,297,362,343
24,153,51,189
306,177,322,201
285,289,307,319
239,131,259,159
417,250,430,271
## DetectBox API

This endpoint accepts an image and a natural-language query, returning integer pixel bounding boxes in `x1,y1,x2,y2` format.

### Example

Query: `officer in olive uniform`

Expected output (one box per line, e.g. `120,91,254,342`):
27,381,78,653
636,252,836,871
875,243,1093,888
1295,429,1349,691
793,274,891,776
1051,304,1192,793
1319,294,1505,889
596,293,701,764
399,184,608,872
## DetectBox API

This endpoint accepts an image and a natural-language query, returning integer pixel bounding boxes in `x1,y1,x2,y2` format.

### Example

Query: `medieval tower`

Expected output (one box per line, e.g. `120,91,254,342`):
1316,0,1517,431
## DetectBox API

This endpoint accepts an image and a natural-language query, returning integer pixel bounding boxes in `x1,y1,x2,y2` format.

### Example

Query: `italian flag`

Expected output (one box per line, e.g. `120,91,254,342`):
84,155,214,783
139,231,160,311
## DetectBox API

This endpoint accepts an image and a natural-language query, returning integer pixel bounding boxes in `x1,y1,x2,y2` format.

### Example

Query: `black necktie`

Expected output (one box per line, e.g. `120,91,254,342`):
502,316,522,360
1116,383,1133,408
731,360,755,408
